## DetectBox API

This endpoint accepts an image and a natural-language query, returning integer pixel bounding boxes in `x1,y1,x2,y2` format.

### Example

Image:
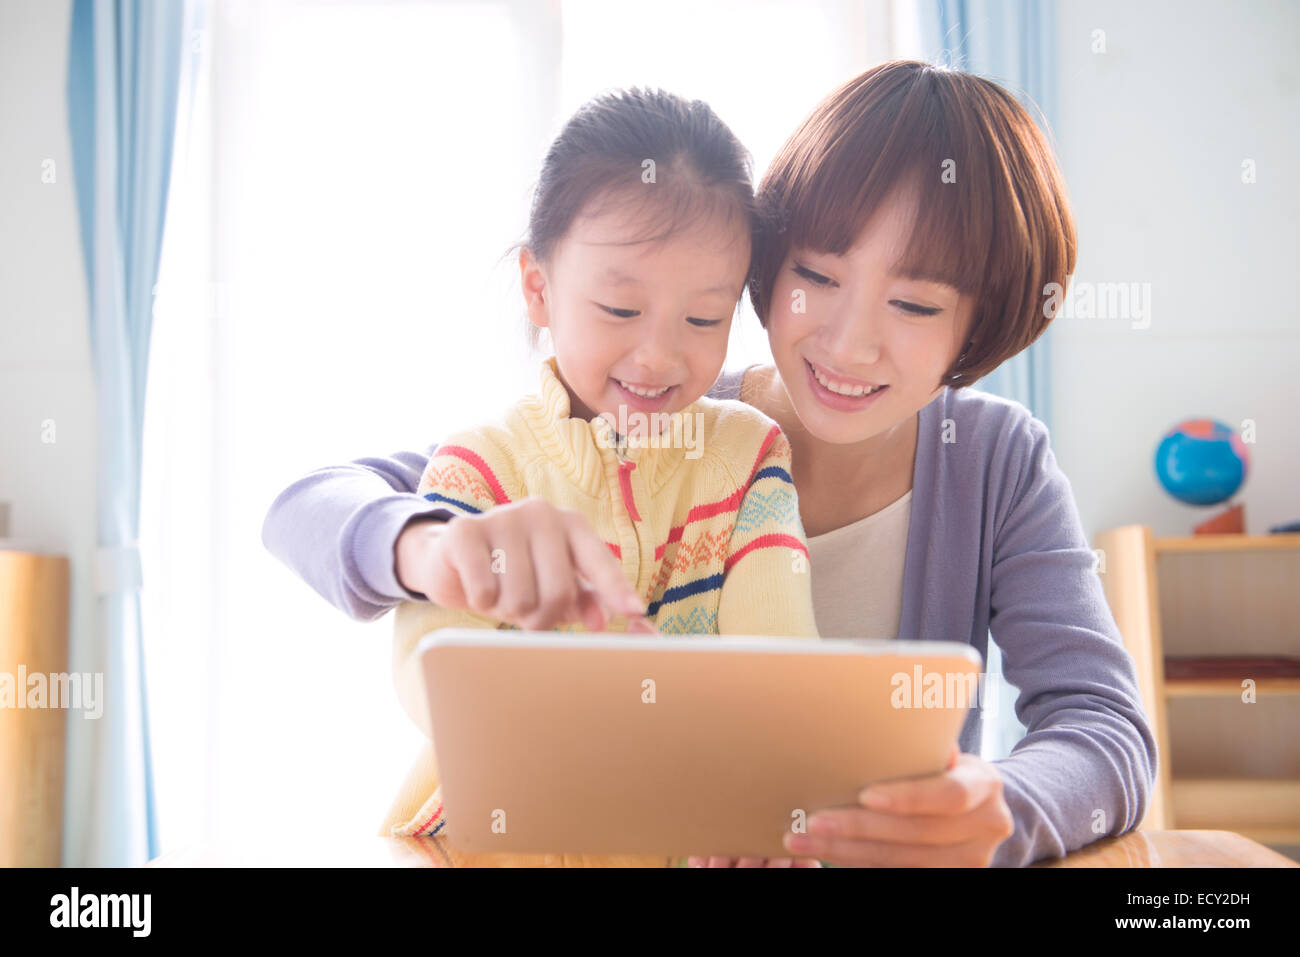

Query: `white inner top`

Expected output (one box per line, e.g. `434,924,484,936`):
806,489,913,640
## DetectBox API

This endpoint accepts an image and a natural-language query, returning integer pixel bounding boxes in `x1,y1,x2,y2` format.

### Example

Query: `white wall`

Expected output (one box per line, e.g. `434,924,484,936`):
0,0,99,865
1051,0,1299,539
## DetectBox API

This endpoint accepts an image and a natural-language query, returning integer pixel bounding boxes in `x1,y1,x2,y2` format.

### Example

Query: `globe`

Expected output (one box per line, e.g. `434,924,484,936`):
1154,418,1250,506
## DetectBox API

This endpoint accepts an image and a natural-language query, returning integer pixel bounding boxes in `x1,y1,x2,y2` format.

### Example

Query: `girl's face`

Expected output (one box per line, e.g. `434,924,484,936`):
766,186,975,446
522,198,749,436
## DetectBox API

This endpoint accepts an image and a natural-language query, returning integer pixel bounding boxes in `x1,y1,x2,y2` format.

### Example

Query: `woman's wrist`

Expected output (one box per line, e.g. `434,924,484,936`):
394,513,451,598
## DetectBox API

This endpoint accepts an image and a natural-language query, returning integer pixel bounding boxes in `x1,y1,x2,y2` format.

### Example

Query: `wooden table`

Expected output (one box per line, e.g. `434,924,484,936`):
148,829,1297,868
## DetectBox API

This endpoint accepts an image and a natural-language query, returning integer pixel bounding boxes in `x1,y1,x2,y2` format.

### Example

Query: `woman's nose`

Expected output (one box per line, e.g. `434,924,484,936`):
823,304,884,366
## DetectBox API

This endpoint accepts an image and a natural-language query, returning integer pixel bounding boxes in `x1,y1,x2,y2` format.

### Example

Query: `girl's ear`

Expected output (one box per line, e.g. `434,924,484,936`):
519,249,551,330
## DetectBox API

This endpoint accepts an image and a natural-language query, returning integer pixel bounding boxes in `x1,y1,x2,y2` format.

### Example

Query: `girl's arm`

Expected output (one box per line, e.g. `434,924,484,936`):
717,425,819,639
259,377,743,624
986,415,1159,867
261,445,445,621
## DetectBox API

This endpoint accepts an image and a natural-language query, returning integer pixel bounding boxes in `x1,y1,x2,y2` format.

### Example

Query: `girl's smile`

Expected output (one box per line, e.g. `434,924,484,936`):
611,377,678,412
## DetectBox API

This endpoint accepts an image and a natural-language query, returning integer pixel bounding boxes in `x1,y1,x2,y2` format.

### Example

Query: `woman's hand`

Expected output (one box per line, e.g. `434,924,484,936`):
779,746,1014,867
395,499,651,631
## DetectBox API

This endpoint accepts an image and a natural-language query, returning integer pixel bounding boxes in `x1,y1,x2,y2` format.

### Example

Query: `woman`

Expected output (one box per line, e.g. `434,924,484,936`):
262,61,1157,868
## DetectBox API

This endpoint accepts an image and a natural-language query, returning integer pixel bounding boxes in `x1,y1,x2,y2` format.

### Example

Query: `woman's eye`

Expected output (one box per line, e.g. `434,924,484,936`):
891,300,943,316
598,304,638,318
687,317,724,327
792,264,835,287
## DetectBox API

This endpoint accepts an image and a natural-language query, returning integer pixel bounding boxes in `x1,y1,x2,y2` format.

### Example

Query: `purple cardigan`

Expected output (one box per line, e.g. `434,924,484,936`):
261,370,1157,867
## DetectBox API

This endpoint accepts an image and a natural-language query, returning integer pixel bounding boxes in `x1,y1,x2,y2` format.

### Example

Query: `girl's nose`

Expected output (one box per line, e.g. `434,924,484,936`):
632,320,685,376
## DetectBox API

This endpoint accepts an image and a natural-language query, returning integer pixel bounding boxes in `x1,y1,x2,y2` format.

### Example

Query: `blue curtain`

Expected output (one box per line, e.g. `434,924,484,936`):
919,0,1059,430
919,0,1062,759
65,0,190,866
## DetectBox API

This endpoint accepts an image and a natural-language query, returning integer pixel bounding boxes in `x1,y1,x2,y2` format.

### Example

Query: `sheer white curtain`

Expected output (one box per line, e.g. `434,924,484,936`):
144,0,912,853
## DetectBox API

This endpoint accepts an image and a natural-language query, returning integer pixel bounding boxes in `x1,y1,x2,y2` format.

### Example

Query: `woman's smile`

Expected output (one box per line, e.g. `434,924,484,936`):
804,357,890,412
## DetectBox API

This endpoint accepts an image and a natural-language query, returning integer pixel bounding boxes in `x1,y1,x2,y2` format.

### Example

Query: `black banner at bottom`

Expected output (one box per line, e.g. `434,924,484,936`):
0,862,1291,942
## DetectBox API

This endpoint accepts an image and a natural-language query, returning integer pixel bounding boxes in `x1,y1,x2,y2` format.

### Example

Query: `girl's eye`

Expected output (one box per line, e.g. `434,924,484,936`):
792,264,835,287
891,300,943,316
598,304,638,318
687,317,724,327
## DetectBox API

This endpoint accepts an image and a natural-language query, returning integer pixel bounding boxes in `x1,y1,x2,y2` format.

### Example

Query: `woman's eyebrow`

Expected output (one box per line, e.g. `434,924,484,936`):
887,264,956,287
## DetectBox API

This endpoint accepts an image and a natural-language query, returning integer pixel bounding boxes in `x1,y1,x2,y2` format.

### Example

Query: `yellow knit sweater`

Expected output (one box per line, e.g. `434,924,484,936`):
381,357,818,863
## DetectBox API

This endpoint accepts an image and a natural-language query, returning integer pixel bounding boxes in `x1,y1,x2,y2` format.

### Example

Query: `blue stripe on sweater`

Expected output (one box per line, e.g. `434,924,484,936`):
752,465,793,485
647,572,724,616
422,492,482,514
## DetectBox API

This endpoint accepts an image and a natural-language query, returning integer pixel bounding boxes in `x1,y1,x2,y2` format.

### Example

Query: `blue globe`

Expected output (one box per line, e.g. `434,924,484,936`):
1154,418,1250,506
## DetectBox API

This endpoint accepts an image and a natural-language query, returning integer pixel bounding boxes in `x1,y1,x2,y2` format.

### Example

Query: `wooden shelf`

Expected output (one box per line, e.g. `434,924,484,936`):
1166,676,1300,697
1171,778,1300,831
1152,532,1300,554
1093,524,1300,846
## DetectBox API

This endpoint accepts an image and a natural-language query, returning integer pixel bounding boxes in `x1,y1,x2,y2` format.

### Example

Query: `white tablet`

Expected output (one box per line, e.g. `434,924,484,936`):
416,630,982,858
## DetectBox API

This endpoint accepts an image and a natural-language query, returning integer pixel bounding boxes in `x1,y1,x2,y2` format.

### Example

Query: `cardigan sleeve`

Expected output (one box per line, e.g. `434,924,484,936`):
260,445,445,622
717,425,820,639
985,414,1159,867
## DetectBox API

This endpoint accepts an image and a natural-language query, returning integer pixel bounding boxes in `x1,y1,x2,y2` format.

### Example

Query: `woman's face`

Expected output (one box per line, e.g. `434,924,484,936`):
765,186,975,446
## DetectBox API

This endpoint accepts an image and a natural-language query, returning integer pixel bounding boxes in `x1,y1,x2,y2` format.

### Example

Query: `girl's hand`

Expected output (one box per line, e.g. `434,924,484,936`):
396,499,650,631
779,746,1015,867
685,856,822,868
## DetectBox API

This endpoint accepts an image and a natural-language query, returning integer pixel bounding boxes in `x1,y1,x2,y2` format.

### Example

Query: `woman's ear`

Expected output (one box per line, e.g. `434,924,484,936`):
519,249,551,331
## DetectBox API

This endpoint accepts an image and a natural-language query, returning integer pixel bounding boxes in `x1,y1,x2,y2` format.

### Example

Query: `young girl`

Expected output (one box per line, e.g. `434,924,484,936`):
264,62,1156,868
379,88,819,852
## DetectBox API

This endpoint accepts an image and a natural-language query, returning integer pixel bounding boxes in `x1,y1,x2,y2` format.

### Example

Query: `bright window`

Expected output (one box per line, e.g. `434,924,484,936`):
144,0,913,853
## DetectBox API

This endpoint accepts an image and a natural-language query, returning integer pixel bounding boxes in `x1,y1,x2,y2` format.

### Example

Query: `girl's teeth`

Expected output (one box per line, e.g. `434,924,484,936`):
618,379,670,398
811,364,882,397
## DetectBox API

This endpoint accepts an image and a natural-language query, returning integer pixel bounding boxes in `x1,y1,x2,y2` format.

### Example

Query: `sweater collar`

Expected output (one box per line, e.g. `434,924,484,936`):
519,357,700,495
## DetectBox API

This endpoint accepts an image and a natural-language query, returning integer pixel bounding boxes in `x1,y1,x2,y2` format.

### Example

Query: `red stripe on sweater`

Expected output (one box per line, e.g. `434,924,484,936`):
746,424,782,486
633,426,787,562
617,460,642,521
654,525,685,561
439,445,512,504
724,533,807,574
684,488,746,525
650,430,784,559
414,803,444,835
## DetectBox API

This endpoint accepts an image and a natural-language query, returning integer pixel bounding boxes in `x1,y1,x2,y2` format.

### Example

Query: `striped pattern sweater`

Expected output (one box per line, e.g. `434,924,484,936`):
384,356,818,843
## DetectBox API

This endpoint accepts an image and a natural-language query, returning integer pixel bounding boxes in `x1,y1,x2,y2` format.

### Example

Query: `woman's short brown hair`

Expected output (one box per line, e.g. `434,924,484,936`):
748,60,1077,389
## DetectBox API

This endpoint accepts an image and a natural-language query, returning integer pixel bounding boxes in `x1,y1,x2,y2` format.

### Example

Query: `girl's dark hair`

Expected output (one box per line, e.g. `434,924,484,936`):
515,87,757,347
749,60,1077,389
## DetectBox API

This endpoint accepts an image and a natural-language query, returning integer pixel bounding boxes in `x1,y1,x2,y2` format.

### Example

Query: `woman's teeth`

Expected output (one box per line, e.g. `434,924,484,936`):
616,379,671,398
810,363,884,397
